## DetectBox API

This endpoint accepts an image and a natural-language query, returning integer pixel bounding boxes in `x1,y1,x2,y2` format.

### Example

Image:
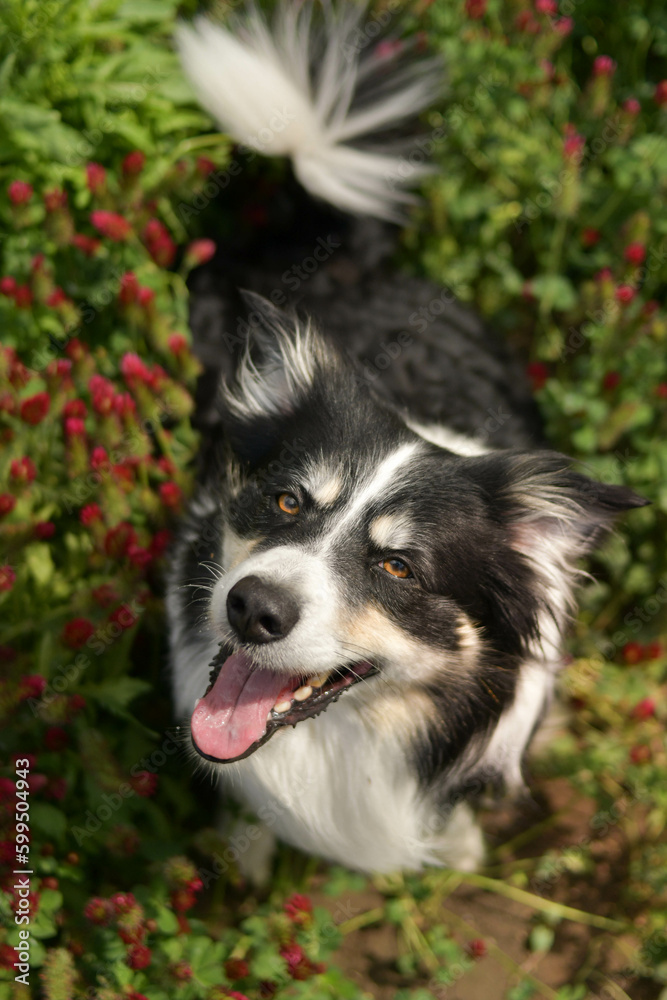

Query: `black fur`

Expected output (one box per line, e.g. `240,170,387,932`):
187,182,543,454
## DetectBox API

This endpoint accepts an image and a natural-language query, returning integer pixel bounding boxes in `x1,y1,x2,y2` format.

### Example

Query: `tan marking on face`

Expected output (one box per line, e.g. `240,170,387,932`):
369,512,413,550
363,688,438,737
310,473,344,507
222,527,261,570
456,617,482,654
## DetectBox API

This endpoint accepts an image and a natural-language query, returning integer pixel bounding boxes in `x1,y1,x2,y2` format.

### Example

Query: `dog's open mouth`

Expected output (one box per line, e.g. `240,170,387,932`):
190,646,378,763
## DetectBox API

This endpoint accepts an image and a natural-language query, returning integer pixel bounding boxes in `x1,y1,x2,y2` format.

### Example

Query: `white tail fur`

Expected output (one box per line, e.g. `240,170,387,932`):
176,2,442,220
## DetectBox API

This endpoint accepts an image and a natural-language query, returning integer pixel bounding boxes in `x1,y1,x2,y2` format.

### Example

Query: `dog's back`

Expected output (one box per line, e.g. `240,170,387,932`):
188,201,543,452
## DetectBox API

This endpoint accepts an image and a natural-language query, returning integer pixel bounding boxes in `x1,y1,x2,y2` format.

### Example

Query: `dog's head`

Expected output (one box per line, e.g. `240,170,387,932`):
186,294,646,769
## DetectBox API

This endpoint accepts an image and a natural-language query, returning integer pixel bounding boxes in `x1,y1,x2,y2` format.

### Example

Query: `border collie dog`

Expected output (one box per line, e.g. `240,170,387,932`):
168,2,645,874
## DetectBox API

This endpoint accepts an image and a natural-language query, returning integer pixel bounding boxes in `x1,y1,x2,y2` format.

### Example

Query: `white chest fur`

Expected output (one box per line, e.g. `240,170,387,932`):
224,693,485,873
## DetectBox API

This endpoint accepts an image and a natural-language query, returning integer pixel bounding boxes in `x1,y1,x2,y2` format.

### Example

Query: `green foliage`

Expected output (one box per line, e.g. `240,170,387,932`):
0,0,666,998
0,0,210,182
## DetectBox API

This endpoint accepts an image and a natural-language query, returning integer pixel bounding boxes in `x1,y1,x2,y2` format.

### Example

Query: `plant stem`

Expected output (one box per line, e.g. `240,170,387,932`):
453,872,627,932
547,215,568,279
2,603,79,642
589,971,634,1000
589,189,625,231
482,857,542,876
172,133,231,158
591,589,628,633
402,897,441,975
491,810,569,858
338,907,385,935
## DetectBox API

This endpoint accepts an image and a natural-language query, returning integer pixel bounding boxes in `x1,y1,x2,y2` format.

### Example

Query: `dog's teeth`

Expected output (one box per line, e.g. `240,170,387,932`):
309,673,329,688
293,685,312,701
273,700,292,714
194,698,201,709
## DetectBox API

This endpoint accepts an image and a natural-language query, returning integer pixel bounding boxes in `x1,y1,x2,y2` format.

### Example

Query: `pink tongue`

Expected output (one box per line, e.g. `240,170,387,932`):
191,651,295,761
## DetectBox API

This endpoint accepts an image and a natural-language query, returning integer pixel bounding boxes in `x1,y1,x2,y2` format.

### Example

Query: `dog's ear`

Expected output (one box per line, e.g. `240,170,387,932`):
465,449,648,624
497,450,645,544
219,292,335,463
221,292,329,423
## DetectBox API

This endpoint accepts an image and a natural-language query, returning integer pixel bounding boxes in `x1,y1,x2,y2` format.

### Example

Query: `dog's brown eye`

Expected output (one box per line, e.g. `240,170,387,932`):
381,558,412,579
277,492,300,515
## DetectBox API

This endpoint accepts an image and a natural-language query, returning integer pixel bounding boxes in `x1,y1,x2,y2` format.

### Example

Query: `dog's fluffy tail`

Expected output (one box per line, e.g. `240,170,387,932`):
176,2,442,221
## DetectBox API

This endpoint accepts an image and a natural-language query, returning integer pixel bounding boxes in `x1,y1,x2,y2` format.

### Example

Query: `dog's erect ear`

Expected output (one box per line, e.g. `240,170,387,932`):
221,292,330,424
497,451,646,548
465,450,648,621
219,293,337,464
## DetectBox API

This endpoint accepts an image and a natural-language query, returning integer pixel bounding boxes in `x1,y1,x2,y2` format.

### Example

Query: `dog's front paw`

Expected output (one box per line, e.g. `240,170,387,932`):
226,817,277,887
434,802,486,872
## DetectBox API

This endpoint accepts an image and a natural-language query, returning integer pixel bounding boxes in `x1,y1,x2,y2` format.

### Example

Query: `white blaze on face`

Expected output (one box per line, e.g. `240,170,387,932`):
406,420,492,457
317,441,422,552
210,441,426,677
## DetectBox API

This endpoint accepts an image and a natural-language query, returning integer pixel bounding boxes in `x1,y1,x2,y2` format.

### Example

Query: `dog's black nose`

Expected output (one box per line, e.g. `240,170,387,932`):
226,575,300,644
